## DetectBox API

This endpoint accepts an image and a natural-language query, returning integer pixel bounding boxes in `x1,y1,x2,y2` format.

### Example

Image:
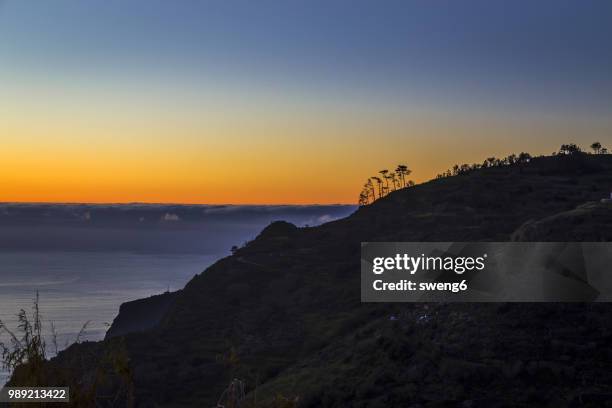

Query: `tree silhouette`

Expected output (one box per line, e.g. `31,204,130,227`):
365,179,376,201
559,143,581,155
371,177,383,199
358,164,415,205
360,181,374,205
379,170,389,191
358,190,369,206
390,173,398,191
434,143,609,181
591,142,602,154
395,164,411,187
383,173,394,191
483,157,497,168
518,152,531,163
438,151,536,179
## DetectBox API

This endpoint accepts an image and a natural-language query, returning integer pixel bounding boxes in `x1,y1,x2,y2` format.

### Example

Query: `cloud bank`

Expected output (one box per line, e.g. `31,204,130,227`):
0,204,356,254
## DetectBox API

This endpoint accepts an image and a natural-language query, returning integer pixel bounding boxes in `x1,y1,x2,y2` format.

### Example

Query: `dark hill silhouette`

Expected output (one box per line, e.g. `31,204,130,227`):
11,153,612,407
512,201,612,241
105,291,179,339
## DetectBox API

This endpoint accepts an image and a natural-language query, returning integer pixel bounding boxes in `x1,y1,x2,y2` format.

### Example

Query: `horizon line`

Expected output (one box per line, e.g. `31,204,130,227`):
0,200,356,207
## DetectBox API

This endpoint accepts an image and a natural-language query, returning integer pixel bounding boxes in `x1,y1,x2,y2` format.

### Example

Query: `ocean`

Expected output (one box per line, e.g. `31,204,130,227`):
0,203,356,385
0,251,214,385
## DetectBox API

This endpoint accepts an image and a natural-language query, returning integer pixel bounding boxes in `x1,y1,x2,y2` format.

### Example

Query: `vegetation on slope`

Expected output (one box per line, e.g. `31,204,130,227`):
6,144,612,407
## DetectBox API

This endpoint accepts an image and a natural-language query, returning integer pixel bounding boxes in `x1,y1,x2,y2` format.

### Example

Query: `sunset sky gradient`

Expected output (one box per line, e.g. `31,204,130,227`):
1,0,611,204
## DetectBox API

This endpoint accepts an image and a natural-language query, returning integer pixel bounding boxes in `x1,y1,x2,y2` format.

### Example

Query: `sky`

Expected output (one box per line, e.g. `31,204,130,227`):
1,0,611,204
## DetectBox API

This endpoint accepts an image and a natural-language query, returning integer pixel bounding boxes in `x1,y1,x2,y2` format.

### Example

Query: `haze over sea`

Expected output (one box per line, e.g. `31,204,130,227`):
0,203,355,384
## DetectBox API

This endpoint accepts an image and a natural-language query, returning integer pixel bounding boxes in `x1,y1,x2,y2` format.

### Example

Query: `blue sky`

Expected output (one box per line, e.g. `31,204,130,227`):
2,0,610,114
0,1,611,203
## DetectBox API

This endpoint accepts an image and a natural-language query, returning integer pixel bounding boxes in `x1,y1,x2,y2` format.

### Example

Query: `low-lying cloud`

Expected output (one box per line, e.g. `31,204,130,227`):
161,213,181,222
0,203,356,254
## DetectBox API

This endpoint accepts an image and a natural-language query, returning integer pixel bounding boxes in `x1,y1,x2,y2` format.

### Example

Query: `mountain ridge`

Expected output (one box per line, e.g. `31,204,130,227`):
12,153,612,407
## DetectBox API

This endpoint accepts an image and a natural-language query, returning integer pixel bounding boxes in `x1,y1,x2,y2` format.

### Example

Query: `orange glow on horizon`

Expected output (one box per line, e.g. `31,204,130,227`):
2,1,612,206
2,82,611,205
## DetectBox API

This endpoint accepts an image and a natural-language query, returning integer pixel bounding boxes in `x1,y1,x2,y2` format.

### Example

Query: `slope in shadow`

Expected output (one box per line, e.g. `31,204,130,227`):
16,153,612,407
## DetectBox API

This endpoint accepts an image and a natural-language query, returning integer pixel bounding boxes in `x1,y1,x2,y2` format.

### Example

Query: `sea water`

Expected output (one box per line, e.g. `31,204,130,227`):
0,203,356,384
0,251,216,385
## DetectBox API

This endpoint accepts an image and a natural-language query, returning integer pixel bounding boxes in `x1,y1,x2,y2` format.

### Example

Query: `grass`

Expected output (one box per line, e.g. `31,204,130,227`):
0,292,134,408
0,292,48,385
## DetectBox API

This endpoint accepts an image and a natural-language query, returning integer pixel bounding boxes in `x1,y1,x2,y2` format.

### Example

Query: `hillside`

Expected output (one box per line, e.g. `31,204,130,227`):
13,153,612,407
512,200,612,241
